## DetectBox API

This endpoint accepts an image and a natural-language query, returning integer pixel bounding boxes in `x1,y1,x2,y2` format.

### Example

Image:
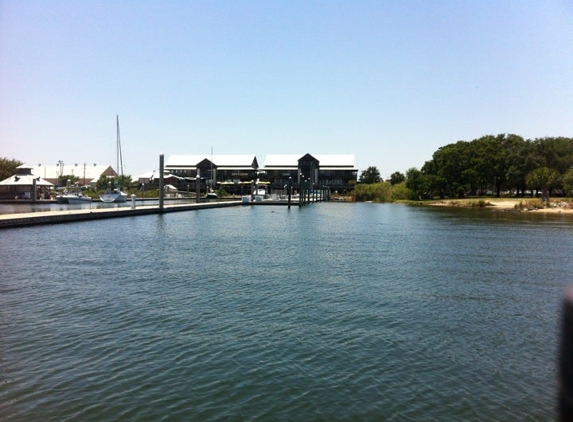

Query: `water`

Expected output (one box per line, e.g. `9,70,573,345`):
1,203,572,421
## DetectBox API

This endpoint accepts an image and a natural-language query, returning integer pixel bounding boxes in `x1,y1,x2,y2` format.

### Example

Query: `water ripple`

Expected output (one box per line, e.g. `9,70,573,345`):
2,204,572,420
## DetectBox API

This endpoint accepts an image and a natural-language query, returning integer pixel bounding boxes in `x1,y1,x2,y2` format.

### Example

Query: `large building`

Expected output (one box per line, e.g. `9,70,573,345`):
263,154,358,194
30,163,118,186
164,154,259,195
163,153,358,195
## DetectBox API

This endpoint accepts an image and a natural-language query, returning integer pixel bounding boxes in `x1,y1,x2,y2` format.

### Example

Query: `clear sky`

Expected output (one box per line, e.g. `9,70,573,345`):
1,0,572,179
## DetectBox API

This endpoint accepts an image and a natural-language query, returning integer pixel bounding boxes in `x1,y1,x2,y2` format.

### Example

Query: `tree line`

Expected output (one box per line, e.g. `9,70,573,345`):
405,134,573,200
356,134,573,202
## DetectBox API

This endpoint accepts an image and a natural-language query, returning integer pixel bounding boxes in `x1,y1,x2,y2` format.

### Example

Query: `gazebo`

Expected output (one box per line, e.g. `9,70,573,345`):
0,164,54,200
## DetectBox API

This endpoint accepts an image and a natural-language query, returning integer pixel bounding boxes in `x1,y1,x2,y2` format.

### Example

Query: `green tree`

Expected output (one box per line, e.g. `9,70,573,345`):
426,141,472,197
563,169,573,196
505,135,538,196
359,166,381,184
526,167,560,202
96,174,133,191
96,174,110,191
389,171,405,185
405,167,439,200
533,137,573,175
58,175,80,186
0,157,23,181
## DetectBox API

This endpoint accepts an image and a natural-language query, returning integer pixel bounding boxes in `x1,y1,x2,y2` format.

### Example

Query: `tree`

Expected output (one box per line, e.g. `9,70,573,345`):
58,175,80,186
405,167,439,200
96,174,133,191
389,171,405,185
0,157,23,181
563,169,573,196
359,166,381,184
526,167,560,202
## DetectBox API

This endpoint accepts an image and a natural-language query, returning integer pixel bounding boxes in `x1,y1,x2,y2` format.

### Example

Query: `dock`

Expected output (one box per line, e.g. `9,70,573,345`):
0,201,243,229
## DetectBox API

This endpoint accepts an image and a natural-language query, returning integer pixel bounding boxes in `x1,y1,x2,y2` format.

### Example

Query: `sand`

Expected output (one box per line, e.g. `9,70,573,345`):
428,198,573,214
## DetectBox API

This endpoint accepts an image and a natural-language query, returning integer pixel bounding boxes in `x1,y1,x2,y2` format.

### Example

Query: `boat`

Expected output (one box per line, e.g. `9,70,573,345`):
99,115,128,203
57,190,93,204
99,188,127,203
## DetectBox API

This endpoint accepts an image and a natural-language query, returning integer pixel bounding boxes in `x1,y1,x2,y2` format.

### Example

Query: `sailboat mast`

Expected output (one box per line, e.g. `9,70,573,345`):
117,115,124,178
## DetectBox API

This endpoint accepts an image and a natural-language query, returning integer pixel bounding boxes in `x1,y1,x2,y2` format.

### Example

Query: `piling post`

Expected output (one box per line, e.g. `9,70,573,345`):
560,285,573,420
196,169,201,203
196,170,201,202
32,178,37,203
287,177,292,209
299,177,304,207
159,154,164,211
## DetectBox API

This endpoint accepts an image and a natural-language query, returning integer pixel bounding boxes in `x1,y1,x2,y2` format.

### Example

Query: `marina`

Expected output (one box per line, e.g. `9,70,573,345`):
0,191,329,228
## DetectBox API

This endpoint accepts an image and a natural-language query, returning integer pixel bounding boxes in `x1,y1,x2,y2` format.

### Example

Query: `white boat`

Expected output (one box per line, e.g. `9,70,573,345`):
99,189,127,203
57,192,93,204
99,115,128,203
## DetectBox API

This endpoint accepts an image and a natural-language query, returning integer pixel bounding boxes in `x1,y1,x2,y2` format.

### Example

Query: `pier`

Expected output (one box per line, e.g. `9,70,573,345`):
0,201,241,229
0,195,333,229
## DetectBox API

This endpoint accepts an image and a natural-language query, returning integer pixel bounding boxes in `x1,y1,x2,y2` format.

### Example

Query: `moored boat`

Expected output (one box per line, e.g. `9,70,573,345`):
99,115,128,203
99,189,127,203
57,192,93,204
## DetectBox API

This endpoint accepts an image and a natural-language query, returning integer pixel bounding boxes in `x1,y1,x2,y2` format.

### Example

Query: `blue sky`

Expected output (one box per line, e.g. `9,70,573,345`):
1,0,572,179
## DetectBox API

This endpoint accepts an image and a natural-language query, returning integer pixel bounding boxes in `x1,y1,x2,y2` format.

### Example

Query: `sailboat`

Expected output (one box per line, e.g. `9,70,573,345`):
99,115,128,203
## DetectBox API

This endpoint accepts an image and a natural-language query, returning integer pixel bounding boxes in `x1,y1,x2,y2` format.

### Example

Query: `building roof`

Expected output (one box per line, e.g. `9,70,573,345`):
263,154,356,169
165,155,258,168
30,163,116,183
0,165,54,186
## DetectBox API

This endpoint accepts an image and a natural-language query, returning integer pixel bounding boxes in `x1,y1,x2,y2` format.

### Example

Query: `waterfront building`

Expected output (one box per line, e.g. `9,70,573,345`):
262,154,358,194
0,164,54,200
162,153,358,195
165,155,259,196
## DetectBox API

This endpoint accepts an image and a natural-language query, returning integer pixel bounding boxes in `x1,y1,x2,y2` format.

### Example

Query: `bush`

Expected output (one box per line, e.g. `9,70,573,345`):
514,199,545,210
352,181,413,202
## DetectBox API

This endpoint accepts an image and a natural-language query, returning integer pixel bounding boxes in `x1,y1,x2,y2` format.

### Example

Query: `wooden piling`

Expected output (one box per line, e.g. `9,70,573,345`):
159,154,164,211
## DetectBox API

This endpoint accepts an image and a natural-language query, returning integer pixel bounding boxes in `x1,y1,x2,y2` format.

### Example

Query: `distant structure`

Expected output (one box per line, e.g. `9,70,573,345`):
30,163,118,187
159,153,358,196
263,154,358,194
0,164,53,200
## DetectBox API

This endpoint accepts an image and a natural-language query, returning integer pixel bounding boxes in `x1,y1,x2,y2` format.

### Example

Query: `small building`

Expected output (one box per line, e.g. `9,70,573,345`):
0,164,54,200
30,163,118,187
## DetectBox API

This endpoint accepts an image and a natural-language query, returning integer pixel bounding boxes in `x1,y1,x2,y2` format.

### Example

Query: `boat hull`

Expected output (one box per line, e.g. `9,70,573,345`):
57,194,92,204
99,192,128,203
66,196,93,204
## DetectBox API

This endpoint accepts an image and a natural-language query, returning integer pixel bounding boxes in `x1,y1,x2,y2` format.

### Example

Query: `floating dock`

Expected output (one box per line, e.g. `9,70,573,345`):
0,201,243,229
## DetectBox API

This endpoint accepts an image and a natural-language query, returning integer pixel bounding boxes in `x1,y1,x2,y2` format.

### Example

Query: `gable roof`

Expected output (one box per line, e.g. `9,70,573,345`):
29,164,116,182
0,164,54,186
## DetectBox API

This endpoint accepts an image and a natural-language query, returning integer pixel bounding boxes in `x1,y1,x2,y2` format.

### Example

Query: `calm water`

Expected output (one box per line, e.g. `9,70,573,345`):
1,203,572,421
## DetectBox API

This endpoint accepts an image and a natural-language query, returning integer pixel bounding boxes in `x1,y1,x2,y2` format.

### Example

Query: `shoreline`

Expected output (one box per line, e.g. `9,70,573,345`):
427,198,573,214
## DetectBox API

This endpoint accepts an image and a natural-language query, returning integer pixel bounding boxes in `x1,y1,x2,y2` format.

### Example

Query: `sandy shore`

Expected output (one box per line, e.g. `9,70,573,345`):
428,198,573,214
